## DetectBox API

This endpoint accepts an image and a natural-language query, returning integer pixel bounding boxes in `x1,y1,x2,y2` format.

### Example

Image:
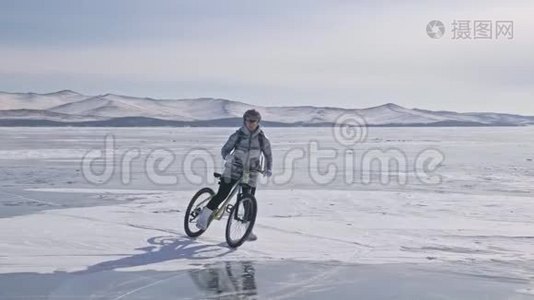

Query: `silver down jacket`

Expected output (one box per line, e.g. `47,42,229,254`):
221,125,272,187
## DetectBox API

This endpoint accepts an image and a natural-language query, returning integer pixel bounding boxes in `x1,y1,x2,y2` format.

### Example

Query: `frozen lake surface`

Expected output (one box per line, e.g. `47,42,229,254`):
1,127,533,299
1,260,533,299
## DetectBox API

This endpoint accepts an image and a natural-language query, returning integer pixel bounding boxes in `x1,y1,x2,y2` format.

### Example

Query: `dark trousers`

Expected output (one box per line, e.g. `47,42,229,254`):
206,177,256,211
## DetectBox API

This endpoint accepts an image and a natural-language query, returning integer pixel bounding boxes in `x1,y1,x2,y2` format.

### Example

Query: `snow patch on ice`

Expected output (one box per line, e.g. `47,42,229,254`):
1,189,533,278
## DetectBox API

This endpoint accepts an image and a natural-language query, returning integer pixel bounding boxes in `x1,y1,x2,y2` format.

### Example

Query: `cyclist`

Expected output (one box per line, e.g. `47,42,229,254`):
196,109,273,241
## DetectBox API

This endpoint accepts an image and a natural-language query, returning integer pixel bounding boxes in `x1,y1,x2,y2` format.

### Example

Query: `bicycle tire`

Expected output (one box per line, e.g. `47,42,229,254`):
225,194,257,248
184,187,215,237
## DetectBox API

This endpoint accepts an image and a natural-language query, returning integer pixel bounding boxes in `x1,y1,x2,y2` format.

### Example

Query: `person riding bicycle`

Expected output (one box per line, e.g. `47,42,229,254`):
196,109,273,240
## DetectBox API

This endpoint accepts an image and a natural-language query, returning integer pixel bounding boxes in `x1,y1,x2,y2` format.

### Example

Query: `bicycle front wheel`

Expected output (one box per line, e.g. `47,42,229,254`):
184,187,214,237
225,194,257,248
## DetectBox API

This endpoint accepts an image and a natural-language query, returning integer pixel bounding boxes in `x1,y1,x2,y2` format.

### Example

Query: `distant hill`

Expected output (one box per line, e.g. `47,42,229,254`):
0,90,533,127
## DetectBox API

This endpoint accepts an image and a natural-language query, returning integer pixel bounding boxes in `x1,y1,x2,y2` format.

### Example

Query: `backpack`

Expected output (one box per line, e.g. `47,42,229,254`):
234,130,265,150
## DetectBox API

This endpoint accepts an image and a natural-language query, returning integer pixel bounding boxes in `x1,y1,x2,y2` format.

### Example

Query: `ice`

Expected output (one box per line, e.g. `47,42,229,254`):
0,127,533,298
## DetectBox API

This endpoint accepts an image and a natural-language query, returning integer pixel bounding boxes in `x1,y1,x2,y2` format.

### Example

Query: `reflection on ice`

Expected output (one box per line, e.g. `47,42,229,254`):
1,260,533,299
189,261,257,299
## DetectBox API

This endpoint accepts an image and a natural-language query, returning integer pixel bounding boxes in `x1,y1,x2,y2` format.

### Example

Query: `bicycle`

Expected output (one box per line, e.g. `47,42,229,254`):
184,169,262,248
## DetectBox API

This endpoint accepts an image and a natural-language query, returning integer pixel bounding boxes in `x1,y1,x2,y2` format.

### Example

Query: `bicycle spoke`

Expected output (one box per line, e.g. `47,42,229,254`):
228,200,252,242
225,194,257,247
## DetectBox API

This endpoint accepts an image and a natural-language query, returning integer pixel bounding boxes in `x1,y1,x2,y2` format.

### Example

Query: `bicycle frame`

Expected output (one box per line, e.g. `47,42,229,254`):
212,179,242,221
211,167,264,221
196,154,265,222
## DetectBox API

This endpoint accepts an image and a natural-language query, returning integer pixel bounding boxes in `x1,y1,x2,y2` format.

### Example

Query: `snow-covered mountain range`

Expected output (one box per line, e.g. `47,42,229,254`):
0,90,533,126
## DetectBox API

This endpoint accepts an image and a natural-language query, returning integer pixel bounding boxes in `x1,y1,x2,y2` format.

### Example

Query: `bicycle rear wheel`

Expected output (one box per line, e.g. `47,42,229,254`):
184,187,214,237
225,194,257,248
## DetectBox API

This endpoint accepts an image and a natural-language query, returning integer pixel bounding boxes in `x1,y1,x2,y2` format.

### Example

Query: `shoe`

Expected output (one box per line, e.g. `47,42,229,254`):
247,232,257,241
196,207,213,230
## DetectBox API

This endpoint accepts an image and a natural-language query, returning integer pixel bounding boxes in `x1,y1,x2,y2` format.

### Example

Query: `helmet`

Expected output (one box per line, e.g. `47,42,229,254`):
243,109,261,122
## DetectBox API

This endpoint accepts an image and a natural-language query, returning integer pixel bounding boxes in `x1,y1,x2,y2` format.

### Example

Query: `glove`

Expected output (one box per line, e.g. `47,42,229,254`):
264,169,272,177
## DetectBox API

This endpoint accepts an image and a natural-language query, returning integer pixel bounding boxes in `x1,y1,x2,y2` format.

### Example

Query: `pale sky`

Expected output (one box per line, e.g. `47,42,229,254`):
0,0,533,114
